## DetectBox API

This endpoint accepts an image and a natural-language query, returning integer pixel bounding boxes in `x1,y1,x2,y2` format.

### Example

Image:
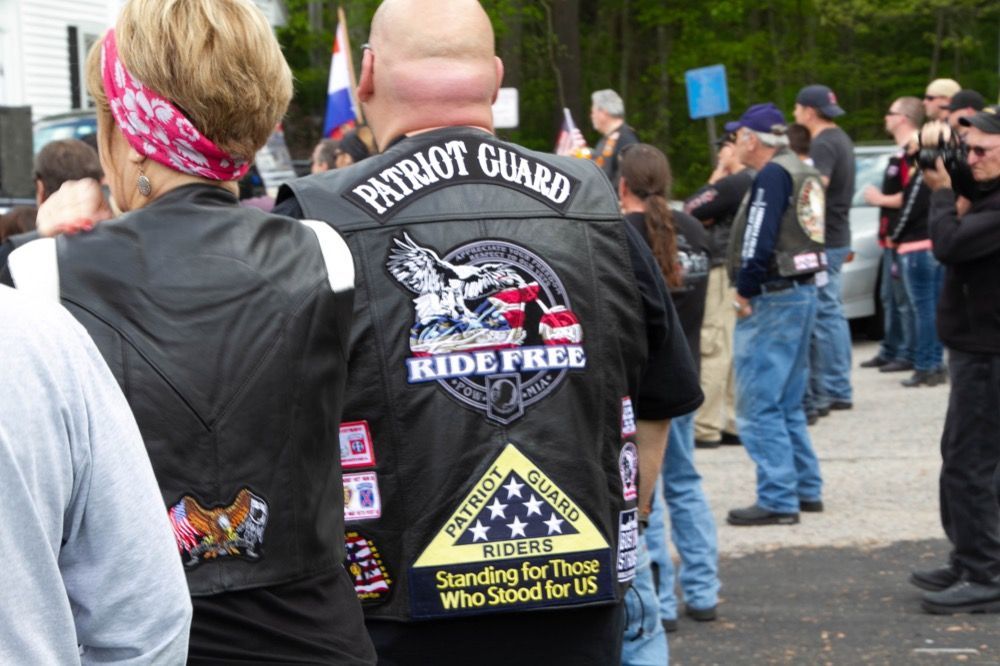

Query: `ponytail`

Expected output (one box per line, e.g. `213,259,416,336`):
643,195,682,289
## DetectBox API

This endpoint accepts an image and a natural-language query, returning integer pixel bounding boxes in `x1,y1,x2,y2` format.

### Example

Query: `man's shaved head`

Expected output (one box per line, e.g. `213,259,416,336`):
359,0,503,148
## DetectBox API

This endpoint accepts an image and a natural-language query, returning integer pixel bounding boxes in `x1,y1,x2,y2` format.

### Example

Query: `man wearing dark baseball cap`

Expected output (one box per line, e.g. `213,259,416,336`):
793,84,855,422
914,102,1000,615
947,89,986,133
723,102,826,527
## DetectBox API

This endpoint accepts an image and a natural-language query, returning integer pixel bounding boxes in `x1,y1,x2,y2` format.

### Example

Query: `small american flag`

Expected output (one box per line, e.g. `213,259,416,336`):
168,501,201,553
345,532,390,597
555,108,587,156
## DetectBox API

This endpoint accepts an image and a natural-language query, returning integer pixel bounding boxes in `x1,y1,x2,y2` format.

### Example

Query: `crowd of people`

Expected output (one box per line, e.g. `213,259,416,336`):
1,0,998,664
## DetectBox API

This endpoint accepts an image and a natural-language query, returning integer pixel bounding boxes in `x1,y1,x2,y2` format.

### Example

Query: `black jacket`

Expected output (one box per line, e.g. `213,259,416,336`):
7,185,356,596
277,127,698,622
931,187,1000,354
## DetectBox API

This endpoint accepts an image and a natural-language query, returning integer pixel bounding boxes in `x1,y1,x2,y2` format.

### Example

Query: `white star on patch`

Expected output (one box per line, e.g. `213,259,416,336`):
544,513,564,535
503,477,524,499
469,520,490,542
507,515,528,538
523,494,544,516
487,497,508,520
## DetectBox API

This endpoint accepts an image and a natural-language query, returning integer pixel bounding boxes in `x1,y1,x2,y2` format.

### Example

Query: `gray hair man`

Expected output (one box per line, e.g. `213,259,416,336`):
589,88,638,188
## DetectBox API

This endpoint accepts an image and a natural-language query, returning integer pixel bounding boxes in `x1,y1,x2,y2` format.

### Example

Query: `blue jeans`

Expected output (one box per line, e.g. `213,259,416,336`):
900,249,944,372
735,284,823,513
808,246,853,407
621,539,668,666
878,248,914,363
645,413,720,620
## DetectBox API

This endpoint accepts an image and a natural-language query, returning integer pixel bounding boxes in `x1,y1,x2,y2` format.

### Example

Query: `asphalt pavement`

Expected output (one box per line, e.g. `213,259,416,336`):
666,340,1000,665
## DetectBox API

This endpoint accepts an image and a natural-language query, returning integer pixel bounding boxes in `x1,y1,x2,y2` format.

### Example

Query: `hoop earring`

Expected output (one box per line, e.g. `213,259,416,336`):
137,167,152,197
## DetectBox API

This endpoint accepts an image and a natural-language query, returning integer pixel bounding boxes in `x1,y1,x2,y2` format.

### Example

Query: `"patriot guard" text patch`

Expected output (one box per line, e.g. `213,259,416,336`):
344,137,580,221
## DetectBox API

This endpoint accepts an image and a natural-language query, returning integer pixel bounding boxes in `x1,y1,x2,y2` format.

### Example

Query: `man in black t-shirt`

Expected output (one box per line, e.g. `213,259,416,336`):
590,89,639,189
794,84,855,418
684,133,754,448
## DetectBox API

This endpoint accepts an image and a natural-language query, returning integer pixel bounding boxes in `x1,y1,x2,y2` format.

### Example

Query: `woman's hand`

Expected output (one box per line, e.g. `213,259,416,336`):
36,179,113,238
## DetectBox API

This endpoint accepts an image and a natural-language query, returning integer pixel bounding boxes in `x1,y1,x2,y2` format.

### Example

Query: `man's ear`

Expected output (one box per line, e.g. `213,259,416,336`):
35,178,46,205
358,48,375,103
490,56,505,105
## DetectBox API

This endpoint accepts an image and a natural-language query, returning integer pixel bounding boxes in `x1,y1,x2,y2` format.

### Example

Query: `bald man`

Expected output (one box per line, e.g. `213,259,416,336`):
275,2,701,664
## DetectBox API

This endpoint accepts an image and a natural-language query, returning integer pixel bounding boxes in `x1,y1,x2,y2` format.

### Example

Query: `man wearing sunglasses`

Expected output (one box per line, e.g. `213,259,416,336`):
914,105,1000,615
923,78,961,122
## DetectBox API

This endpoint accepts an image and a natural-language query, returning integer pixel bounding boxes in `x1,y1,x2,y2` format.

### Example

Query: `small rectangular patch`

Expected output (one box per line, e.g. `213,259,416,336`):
616,509,638,582
621,397,637,438
345,530,392,603
792,252,821,272
339,420,376,469
344,472,382,522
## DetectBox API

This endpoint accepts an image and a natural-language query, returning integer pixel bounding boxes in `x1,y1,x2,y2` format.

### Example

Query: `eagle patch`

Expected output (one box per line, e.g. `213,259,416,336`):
167,488,269,568
386,233,587,424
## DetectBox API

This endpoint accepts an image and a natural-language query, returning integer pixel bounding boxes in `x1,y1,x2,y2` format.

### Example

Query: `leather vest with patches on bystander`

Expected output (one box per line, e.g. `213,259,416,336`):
21,185,356,597
728,147,827,283
280,127,650,622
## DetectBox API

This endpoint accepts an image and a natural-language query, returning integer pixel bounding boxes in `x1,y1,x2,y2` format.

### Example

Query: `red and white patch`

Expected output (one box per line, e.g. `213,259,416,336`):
344,472,382,522
339,420,376,469
621,397,637,438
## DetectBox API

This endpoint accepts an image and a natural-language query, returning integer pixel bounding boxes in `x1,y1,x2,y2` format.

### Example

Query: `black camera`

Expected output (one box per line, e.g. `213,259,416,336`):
917,130,966,172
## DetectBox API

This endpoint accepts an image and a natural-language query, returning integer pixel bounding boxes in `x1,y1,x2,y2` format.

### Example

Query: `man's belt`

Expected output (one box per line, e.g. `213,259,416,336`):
760,274,815,294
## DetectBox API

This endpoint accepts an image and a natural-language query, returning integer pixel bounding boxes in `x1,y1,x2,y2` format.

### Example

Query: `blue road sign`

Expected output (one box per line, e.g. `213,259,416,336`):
685,65,730,120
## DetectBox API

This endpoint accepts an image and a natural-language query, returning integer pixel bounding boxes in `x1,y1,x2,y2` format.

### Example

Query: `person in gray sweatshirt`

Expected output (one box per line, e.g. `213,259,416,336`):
0,285,191,664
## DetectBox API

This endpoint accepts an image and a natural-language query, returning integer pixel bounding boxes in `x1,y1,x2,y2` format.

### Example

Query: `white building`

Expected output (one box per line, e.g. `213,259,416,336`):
0,0,285,120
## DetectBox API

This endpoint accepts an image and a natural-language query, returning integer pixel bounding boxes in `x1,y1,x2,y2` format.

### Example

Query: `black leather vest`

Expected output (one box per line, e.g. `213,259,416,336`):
53,185,355,596
729,148,827,282
280,128,649,621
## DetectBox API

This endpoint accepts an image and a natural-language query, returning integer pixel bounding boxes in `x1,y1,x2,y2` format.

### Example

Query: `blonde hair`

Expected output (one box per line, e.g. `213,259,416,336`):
86,0,292,163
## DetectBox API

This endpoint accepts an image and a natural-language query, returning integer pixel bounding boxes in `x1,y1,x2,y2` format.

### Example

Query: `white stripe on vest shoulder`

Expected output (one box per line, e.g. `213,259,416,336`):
8,238,60,302
299,220,354,293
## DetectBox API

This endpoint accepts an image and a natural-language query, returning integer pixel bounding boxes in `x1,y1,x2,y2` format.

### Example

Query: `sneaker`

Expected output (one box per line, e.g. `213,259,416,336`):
661,618,678,633
720,432,741,445
817,405,831,417
910,566,961,592
922,580,1000,615
799,499,824,513
806,410,819,426
829,401,852,411
879,359,913,373
901,370,932,387
726,504,799,526
695,439,721,449
685,604,717,622
860,355,889,368
926,367,948,387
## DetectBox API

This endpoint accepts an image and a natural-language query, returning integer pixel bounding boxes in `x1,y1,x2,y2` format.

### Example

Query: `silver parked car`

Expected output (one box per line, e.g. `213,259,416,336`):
841,144,898,335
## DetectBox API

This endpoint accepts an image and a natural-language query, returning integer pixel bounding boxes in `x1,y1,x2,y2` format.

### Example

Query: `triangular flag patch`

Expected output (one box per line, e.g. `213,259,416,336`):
409,443,614,618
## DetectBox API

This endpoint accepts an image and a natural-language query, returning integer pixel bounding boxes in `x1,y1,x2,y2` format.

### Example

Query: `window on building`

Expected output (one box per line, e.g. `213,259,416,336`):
68,25,102,109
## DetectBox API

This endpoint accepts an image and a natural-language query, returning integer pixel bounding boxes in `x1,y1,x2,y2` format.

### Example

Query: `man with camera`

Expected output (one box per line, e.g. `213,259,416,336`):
911,105,1000,614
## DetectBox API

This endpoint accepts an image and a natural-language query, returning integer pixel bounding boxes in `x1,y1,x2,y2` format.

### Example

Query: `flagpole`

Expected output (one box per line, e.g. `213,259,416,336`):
338,6,365,125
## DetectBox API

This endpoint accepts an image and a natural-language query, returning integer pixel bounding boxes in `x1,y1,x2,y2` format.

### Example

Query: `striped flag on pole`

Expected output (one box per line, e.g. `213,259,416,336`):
323,8,361,138
555,108,587,156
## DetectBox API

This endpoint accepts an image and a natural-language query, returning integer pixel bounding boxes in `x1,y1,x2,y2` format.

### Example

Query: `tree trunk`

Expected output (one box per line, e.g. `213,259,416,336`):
930,7,945,79
549,0,582,121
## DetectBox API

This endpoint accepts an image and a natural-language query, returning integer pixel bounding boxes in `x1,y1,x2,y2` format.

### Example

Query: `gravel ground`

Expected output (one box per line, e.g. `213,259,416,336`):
696,340,950,556
662,340,1000,664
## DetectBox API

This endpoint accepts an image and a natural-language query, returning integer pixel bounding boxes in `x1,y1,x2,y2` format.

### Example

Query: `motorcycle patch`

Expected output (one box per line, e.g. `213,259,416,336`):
388,233,586,424
616,509,638,582
344,472,382,522
339,420,376,469
409,444,613,618
619,442,638,502
345,530,392,603
167,488,269,568
621,397,637,438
